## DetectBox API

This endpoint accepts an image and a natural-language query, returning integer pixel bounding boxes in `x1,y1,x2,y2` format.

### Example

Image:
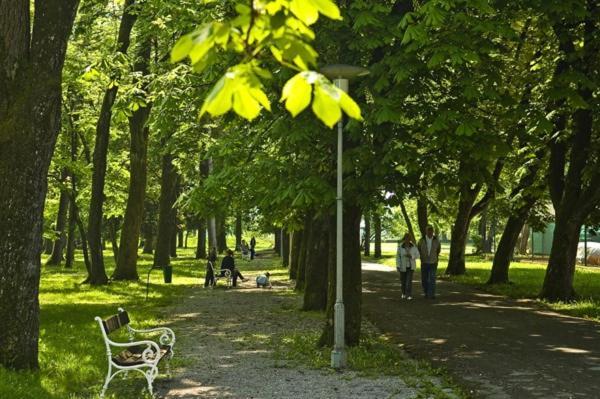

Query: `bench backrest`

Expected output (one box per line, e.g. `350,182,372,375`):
101,310,130,335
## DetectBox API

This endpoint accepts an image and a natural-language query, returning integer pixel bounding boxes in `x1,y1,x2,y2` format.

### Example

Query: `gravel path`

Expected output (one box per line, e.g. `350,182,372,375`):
155,278,419,399
362,262,600,399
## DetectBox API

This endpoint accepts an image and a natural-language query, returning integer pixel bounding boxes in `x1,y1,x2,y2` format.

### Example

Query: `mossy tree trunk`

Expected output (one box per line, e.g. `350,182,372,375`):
0,0,80,370
113,40,151,280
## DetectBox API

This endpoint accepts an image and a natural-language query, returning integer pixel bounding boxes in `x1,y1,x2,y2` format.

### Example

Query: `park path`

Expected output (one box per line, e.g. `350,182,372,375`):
362,262,600,399
155,277,420,399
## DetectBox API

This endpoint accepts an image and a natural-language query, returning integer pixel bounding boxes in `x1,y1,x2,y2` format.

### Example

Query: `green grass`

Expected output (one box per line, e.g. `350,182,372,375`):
363,242,600,322
0,242,282,399
272,325,468,399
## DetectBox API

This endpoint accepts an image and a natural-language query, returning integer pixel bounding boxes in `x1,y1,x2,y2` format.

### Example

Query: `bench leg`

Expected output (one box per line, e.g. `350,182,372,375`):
100,364,112,399
145,366,158,397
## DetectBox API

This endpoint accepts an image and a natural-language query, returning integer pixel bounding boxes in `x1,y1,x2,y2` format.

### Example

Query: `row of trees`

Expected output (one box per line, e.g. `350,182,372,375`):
0,0,597,371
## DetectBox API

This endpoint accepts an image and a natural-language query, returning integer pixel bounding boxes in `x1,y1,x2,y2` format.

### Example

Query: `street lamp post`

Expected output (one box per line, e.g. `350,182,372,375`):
321,64,369,369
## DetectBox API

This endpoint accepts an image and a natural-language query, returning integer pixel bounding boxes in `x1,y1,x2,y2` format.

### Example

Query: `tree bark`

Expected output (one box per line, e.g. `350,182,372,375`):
216,217,227,252
65,126,78,269
274,229,281,255
107,217,120,263
0,0,80,370
196,220,207,259
153,153,178,267
113,39,151,280
295,218,312,291
46,179,69,266
87,0,137,285
541,11,599,302
373,213,382,258
142,223,154,254
235,214,242,250
170,228,178,258
282,230,290,267
363,212,370,256
446,187,479,275
302,217,330,310
399,200,416,242
417,194,429,238
319,204,362,347
488,209,530,284
289,229,303,279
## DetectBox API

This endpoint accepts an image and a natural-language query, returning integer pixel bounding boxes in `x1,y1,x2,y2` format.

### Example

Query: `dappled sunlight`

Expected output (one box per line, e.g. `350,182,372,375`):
546,346,591,354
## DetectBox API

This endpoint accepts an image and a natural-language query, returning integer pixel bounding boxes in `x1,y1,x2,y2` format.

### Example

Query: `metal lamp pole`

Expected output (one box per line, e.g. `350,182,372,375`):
321,64,369,370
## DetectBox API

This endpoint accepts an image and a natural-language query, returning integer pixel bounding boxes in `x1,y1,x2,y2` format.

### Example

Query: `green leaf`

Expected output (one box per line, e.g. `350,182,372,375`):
339,91,362,120
309,0,342,20
171,34,193,63
233,89,261,120
281,74,312,116
290,0,319,25
199,73,234,117
312,84,341,128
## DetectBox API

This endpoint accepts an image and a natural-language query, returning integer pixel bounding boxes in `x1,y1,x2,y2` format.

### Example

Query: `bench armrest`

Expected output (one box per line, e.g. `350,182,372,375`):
128,326,176,346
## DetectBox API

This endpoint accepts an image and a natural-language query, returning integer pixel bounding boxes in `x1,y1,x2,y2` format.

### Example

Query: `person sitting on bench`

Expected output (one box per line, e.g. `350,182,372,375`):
220,249,245,287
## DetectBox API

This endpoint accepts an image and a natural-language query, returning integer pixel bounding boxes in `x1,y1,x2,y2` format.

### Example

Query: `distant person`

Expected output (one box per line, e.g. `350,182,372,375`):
220,249,245,287
256,272,271,288
418,225,441,299
396,233,420,300
240,239,249,257
250,236,256,260
204,247,218,287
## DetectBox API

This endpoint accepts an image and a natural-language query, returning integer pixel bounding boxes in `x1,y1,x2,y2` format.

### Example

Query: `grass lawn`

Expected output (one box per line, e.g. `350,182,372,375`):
0,237,282,399
363,242,600,322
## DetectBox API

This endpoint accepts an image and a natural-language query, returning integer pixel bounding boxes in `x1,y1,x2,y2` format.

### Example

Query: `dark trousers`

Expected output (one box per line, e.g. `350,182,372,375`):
250,248,255,260
204,266,215,287
421,262,438,298
400,269,414,296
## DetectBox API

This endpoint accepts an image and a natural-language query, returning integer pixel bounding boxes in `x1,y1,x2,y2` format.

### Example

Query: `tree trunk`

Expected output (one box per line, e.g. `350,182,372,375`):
170,225,178,258
235,214,242,250
363,213,370,256
153,153,178,267
216,217,227,253
417,195,429,239
108,217,120,264
399,200,416,242
282,230,290,267
65,126,78,269
142,223,154,254
113,40,151,280
446,189,478,275
488,208,531,284
295,218,312,291
517,224,530,255
302,217,330,310
87,0,138,285
373,213,382,259
44,238,53,255
196,220,207,259
319,204,362,347
0,0,80,370
541,215,581,301
289,230,303,279
46,183,69,266
177,229,184,248
274,229,281,255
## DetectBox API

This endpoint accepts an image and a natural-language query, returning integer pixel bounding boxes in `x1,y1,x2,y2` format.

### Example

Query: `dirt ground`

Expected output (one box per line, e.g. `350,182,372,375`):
362,262,600,399
155,276,421,399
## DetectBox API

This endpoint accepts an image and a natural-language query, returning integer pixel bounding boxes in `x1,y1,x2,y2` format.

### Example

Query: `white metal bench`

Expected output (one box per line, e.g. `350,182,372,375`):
95,308,175,398
207,260,232,288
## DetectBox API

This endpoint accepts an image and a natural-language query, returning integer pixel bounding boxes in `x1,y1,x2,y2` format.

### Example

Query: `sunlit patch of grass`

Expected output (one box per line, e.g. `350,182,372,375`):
450,258,600,322
1,246,285,399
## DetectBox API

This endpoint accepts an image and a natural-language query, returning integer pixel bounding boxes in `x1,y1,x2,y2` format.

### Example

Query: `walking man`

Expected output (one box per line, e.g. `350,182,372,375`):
418,225,441,299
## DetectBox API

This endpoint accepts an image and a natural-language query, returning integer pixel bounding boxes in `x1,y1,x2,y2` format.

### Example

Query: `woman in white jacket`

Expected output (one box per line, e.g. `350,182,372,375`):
396,233,420,300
